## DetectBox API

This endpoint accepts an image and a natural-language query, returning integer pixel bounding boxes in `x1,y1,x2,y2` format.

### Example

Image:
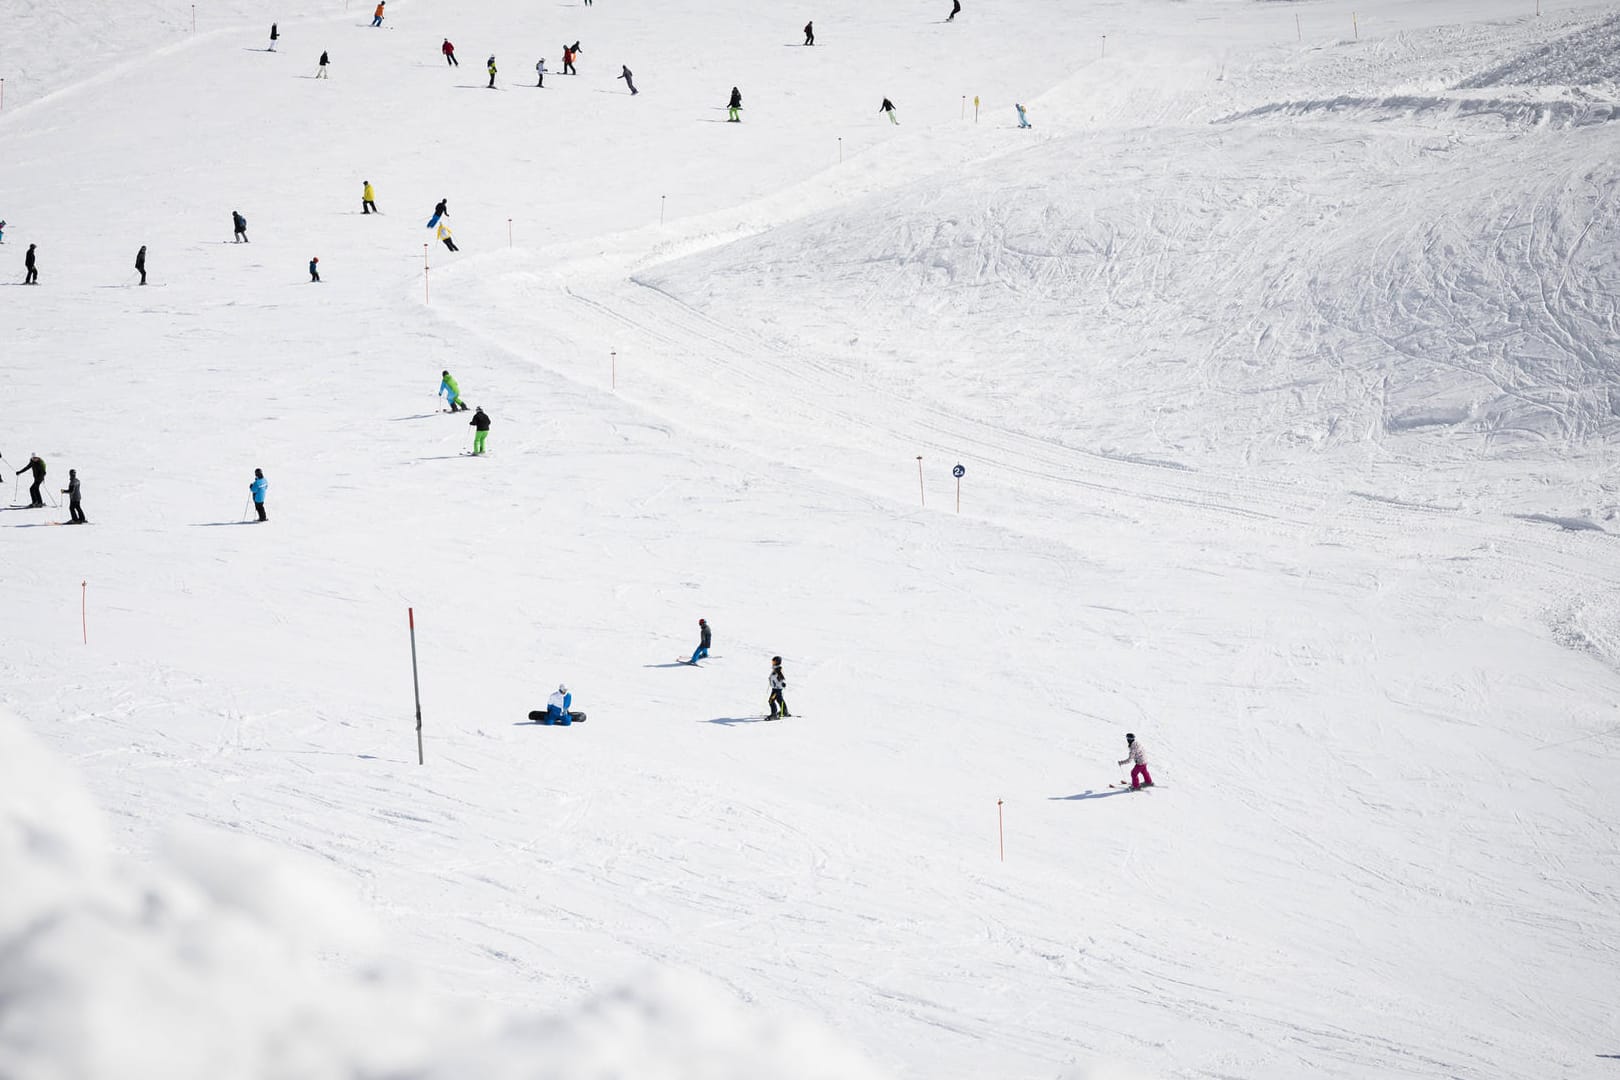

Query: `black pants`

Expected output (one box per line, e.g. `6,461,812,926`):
488,72,496,87
138,268,146,284
25,267,37,284
28,480,43,506
564,60,575,74
443,238,459,252
805,33,814,44
445,53,458,65
768,689,789,718
255,501,267,521
311,271,320,282
69,499,85,523
235,230,248,243
537,74,544,86
362,200,376,213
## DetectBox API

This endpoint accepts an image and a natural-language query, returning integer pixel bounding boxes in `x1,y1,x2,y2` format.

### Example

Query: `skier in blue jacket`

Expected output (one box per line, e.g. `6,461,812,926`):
249,468,268,522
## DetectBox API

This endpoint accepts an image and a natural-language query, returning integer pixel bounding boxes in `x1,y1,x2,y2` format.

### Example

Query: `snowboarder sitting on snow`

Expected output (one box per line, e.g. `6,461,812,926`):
1118,733,1153,790
767,656,790,719
469,406,490,454
232,211,249,242
61,468,86,524
249,468,268,522
16,454,45,507
689,618,711,663
439,370,469,412
546,684,573,724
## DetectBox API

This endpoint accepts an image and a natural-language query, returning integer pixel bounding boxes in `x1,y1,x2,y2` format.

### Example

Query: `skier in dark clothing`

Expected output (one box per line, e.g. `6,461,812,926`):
16,455,45,507
24,243,38,284
767,656,790,719
879,97,898,124
309,256,320,282
135,245,146,285
727,86,742,122
618,64,637,94
427,198,448,228
232,211,249,242
688,618,711,664
269,22,278,50
487,54,498,88
469,407,491,454
61,469,86,523
442,39,458,65
804,21,814,45
562,45,577,75
316,50,330,78
947,0,960,19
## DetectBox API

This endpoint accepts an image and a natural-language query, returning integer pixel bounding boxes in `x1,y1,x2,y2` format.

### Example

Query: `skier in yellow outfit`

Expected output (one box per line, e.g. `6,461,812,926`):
362,180,377,214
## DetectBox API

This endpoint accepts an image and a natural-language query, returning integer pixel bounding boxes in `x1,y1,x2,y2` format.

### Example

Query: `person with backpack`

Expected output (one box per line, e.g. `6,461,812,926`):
24,243,38,284
879,97,898,125
469,406,490,454
617,64,637,95
371,1,384,27
15,454,45,507
442,38,458,65
727,86,742,122
439,370,469,412
362,180,377,214
803,21,814,45
269,22,279,50
316,50,330,78
61,469,86,524
688,618,711,664
535,57,547,86
249,468,268,521
135,245,147,285
232,211,249,242
767,656,790,719
308,256,320,282
1117,733,1154,790
487,54,498,88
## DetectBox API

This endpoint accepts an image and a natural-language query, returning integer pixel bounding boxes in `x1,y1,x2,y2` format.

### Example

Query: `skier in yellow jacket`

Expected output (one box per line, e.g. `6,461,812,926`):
361,181,377,214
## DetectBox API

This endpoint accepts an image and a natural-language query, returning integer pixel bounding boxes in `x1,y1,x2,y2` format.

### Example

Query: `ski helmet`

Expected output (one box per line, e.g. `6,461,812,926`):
771,656,781,664
1125,733,1135,743
558,684,567,693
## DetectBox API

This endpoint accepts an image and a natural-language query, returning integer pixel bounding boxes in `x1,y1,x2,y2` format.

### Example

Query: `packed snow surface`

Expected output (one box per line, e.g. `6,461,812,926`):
2,0,1619,1076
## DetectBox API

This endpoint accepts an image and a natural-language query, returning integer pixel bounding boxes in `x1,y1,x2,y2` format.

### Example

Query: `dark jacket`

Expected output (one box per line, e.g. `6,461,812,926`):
233,213,247,231
879,98,895,112
17,456,44,481
270,23,278,39
319,51,330,65
25,245,36,269
728,87,741,108
65,475,81,500
135,246,146,270
699,622,711,648
470,408,491,431
434,199,448,217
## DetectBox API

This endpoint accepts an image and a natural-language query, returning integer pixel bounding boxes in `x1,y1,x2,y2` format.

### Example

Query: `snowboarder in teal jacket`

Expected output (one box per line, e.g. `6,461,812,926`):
249,469,268,522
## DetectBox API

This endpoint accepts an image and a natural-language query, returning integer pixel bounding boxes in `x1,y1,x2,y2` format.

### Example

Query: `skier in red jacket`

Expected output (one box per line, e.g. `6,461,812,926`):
442,39,458,66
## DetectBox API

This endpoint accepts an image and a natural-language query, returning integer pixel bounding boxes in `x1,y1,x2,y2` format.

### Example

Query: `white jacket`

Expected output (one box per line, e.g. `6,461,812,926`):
1122,741,1146,766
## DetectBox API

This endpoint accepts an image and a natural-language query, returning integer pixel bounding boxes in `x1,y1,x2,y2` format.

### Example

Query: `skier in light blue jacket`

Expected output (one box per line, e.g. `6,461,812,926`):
249,468,268,522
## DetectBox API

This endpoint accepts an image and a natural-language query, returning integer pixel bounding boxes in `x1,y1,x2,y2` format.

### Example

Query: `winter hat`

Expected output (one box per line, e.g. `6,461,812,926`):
1125,733,1135,743
312,257,319,263
254,468,263,477
698,618,706,625
771,656,782,664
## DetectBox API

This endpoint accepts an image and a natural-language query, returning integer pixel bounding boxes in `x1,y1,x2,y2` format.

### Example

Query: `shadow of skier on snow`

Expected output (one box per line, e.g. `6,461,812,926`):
1050,789,1134,801
703,716,772,726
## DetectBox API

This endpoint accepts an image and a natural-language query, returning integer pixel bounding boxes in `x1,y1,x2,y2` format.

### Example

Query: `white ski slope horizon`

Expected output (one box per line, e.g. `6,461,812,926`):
3,0,1619,1077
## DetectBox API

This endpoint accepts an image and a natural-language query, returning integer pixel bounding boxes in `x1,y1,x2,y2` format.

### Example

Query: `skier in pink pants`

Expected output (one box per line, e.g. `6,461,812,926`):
1118,733,1153,789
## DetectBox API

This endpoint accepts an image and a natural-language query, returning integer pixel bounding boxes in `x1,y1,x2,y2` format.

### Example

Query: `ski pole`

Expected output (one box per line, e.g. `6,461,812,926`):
241,498,251,522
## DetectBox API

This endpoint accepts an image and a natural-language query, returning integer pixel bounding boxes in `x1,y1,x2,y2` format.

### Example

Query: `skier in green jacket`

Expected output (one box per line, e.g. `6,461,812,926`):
439,370,469,412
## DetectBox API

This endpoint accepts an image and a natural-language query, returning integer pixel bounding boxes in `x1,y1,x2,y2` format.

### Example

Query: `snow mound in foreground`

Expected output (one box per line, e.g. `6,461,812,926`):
0,711,893,1080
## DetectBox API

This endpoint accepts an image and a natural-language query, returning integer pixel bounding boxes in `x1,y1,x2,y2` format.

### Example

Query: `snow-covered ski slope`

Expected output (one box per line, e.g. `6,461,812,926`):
3,0,1619,1076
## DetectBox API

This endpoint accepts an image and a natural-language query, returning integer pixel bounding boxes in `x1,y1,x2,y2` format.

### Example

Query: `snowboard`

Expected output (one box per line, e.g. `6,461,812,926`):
527,709,587,725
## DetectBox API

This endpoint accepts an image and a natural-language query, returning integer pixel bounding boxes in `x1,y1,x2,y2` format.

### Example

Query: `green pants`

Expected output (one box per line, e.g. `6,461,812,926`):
473,429,488,454
728,106,740,121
